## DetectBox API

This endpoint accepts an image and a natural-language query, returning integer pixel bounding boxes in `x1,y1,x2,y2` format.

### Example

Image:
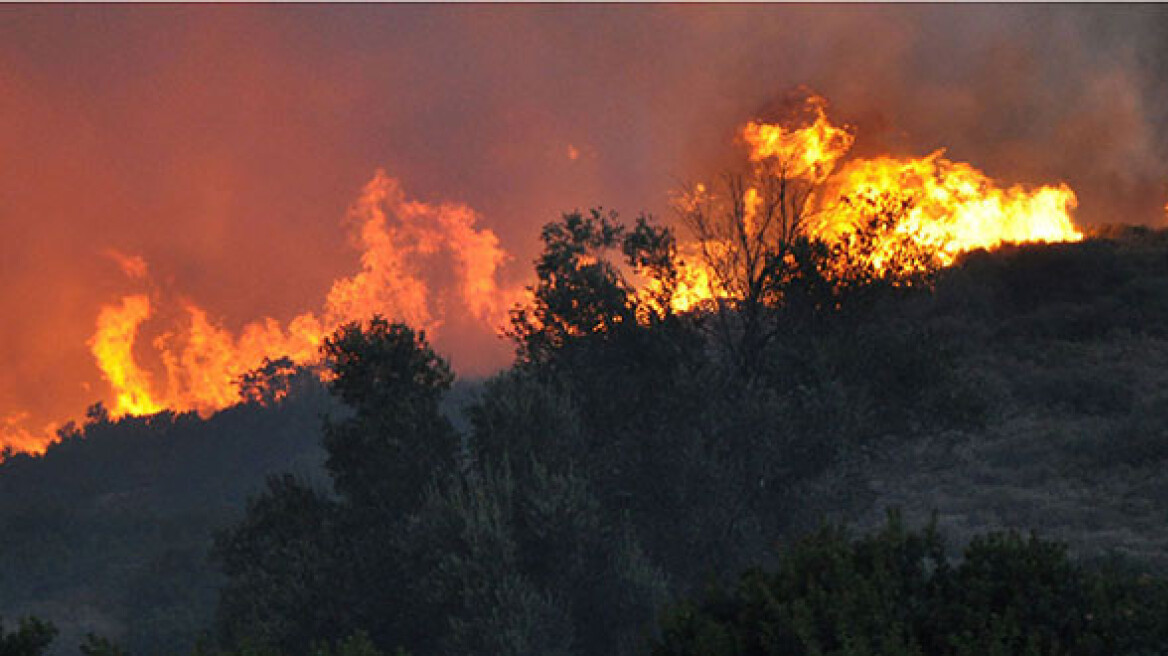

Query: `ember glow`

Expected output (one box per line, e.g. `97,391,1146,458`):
88,171,513,423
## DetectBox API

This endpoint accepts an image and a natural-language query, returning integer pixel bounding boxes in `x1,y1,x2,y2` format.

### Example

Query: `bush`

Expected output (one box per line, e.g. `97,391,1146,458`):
650,513,1168,656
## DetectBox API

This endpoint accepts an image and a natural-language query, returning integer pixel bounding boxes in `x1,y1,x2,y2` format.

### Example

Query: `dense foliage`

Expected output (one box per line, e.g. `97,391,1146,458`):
0,365,335,655
202,213,1168,655
6,213,1168,654
652,512,1168,656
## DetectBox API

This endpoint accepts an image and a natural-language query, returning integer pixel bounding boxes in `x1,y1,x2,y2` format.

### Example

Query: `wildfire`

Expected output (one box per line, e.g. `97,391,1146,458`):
741,95,854,182
89,295,162,416
87,170,513,422
670,93,1083,310
0,412,55,455
0,93,1092,454
825,154,1081,266
669,262,721,314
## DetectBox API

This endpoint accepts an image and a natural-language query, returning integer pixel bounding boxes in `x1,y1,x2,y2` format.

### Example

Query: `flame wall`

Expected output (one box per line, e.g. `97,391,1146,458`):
3,5,1168,450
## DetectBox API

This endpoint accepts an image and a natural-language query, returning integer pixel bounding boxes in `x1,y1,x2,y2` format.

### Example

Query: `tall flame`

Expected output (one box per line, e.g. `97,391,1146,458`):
671,93,1083,311
0,95,1093,452
89,295,163,416
88,170,513,421
741,95,855,182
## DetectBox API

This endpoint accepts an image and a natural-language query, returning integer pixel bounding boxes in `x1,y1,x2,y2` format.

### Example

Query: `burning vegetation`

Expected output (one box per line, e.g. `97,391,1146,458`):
668,93,1082,314
4,92,1088,453
11,91,1168,655
85,172,512,428
10,4,1168,653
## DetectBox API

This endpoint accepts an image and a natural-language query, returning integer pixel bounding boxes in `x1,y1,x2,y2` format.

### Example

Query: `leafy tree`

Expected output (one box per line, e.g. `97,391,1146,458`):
503,208,707,463
215,318,459,654
0,617,55,656
508,209,691,370
508,209,634,366
417,460,666,656
497,208,847,588
214,475,344,653
217,313,671,656
441,375,671,655
404,464,577,656
238,357,321,407
322,317,459,513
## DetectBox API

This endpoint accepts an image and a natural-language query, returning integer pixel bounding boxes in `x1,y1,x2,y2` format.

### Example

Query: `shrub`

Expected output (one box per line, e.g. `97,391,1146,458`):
650,512,1168,655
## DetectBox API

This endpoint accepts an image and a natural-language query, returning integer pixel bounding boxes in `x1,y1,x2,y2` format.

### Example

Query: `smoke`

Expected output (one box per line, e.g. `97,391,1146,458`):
2,5,1167,449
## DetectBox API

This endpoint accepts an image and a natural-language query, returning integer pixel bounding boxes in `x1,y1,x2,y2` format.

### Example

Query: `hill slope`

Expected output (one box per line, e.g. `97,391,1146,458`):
4,227,1168,653
808,226,1168,571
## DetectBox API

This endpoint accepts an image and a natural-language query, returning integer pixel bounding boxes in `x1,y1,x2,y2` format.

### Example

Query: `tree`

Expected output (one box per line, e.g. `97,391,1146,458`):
498,208,840,588
237,357,322,407
508,209,686,368
402,449,667,656
504,208,706,451
214,475,345,653
321,316,458,513
0,617,56,656
215,318,461,654
674,152,831,376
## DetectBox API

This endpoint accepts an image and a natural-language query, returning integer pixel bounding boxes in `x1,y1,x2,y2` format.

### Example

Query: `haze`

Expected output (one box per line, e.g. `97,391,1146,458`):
3,4,1167,449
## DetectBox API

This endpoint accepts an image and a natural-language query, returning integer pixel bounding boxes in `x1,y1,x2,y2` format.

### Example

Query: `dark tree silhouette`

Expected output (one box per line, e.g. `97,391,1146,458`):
651,514,1168,656
0,617,56,656
322,317,458,513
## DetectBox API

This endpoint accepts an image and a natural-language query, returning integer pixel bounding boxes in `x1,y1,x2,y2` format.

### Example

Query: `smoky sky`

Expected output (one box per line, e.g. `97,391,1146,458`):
2,4,1167,439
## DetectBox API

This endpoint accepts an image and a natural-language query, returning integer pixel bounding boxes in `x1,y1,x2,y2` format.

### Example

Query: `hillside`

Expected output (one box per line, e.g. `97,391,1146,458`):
826,226,1168,571
4,226,1168,653
0,380,333,654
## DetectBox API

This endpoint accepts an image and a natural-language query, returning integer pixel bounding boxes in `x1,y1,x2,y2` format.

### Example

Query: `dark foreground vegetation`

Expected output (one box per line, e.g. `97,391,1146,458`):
5,201,1168,654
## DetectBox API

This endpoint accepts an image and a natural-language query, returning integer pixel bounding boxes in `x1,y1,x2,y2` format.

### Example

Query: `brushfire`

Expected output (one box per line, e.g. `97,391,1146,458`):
4,94,1085,453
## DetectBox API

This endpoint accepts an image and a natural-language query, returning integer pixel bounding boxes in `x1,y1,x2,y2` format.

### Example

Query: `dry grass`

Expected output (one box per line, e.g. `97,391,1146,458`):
825,334,1168,571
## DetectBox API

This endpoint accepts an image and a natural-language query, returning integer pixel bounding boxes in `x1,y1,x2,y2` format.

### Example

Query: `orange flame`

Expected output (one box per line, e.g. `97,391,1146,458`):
88,170,513,421
89,294,163,416
0,412,59,456
670,93,1083,312
741,95,855,182
824,153,1081,266
670,264,721,313
757,96,1082,260
0,96,1091,452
